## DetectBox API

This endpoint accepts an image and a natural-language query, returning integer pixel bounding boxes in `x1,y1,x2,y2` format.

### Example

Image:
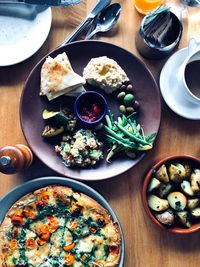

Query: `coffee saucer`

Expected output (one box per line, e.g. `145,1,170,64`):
160,47,200,120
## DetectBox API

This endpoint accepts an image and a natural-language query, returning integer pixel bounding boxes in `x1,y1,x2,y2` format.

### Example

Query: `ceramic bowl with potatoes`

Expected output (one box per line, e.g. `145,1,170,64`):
142,155,200,234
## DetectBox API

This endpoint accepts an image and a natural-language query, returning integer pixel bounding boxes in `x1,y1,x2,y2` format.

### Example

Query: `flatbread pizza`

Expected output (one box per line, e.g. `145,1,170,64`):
0,185,121,267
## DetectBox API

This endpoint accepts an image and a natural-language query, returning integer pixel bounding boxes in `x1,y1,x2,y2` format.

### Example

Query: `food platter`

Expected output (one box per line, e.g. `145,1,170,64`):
0,5,52,66
0,176,125,267
20,40,161,180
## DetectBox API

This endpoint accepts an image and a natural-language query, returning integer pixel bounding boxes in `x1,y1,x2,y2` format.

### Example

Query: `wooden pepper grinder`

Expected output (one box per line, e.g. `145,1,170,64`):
0,144,33,174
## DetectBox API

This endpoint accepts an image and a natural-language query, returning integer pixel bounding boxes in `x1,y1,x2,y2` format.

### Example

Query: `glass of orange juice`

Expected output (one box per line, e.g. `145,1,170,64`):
133,0,165,15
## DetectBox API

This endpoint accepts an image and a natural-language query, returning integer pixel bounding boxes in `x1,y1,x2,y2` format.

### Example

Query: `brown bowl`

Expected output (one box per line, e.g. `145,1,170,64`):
142,155,200,234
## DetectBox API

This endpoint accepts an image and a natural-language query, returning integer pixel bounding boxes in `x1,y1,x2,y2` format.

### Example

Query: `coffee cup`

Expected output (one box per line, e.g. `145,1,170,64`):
178,37,200,105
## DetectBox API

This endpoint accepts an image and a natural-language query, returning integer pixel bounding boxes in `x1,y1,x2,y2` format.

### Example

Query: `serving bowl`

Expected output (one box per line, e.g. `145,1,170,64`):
142,155,200,234
74,91,108,125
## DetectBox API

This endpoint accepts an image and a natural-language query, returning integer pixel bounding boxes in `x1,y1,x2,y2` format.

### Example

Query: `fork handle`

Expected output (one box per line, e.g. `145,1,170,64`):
59,16,93,46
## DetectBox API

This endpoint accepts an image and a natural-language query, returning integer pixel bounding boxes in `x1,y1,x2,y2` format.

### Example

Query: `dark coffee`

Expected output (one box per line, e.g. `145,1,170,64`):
185,60,200,99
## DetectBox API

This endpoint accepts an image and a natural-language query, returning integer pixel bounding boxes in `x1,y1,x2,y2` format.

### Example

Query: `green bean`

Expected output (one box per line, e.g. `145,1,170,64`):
106,144,123,162
115,122,150,145
105,114,113,128
105,134,136,150
145,132,156,143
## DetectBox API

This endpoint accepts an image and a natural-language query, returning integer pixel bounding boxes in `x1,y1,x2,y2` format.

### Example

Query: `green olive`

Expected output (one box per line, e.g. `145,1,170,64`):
117,91,126,101
119,105,126,114
124,94,134,106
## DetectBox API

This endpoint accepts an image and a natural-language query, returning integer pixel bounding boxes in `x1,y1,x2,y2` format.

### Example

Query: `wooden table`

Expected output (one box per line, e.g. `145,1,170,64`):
0,1,200,266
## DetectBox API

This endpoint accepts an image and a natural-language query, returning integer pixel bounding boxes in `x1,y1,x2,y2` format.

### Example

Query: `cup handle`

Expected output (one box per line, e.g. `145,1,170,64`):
188,36,200,56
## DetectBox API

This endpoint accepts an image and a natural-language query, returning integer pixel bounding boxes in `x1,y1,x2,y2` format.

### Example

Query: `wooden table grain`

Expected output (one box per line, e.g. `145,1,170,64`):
0,1,200,266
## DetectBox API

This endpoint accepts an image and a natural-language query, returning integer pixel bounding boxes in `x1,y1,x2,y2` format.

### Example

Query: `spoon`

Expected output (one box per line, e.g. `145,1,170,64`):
85,3,121,40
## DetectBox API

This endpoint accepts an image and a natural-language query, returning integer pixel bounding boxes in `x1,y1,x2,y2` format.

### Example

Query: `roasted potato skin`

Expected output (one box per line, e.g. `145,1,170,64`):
155,210,174,226
148,194,169,212
155,164,169,183
191,169,200,193
176,211,192,228
167,192,187,211
168,163,186,183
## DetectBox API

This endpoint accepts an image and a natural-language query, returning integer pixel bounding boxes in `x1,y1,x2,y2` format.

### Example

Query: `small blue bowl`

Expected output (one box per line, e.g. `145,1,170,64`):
74,91,108,126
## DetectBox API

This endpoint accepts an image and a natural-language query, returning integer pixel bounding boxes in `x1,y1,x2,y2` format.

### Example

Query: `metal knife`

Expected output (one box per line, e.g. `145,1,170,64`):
0,0,82,6
60,0,111,46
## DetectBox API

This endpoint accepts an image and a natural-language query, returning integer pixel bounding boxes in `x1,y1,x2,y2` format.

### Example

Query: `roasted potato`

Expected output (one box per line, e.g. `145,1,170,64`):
180,180,194,196
155,210,174,226
191,207,200,218
155,164,169,183
147,178,161,193
168,163,186,183
191,169,200,193
184,163,192,179
167,192,187,211
187,198,200,210
148,194,169,212
158,183,173,198
176,211,192,228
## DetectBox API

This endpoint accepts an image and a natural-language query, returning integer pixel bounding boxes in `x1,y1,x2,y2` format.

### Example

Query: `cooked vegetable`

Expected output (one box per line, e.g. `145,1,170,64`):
181,180,194,196
147,161,200,229
187,198,200,210
103,111,156,162
158,183,173,198
184,163,192,179
42,108,77,132
42,125,64,138
167,192,187,211
148,194,169,212
156,164,169,183
176,211,191,228
168,163,186,183
147,177,161,192
191,169,200,193
191,207,200,218
155,210,174,225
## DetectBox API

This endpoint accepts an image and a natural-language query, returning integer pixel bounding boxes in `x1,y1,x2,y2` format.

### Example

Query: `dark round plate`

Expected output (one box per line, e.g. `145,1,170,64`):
0,176,125,266
20,40,161,180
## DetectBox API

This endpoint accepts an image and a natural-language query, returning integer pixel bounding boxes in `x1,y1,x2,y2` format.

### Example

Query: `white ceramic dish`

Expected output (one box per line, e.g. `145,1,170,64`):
160,47,200,120
0,5,52,66
0,176,125,266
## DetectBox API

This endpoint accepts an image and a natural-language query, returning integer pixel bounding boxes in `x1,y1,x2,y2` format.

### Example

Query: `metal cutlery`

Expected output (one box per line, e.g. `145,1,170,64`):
85,3,121,40
60,0,111,46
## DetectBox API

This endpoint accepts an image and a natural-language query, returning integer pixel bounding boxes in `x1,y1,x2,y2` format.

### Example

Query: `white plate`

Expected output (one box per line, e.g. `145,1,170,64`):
0,5,52,66
160,47,200,120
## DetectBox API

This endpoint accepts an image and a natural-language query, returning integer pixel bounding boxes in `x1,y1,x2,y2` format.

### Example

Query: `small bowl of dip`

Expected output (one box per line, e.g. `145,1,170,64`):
74,91,108,126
